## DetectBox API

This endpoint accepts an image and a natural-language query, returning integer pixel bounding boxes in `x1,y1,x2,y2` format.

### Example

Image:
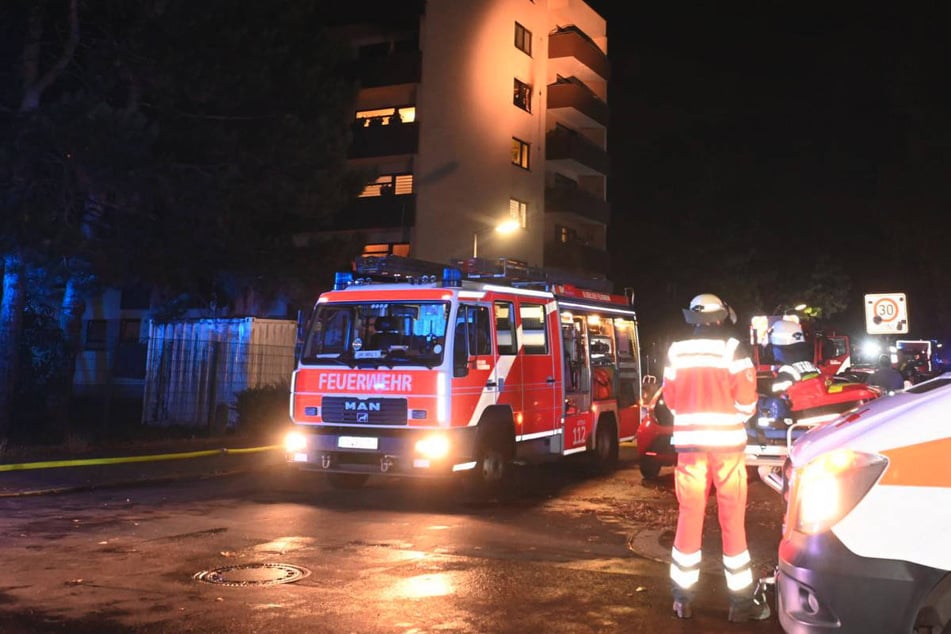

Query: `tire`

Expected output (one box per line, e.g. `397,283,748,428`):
639,456,661,479
466,426,513,500
326,473,370,490
589,420,619,473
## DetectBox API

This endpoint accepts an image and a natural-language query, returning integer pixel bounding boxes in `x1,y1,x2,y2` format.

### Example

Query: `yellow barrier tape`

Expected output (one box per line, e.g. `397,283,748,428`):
0,445,281,472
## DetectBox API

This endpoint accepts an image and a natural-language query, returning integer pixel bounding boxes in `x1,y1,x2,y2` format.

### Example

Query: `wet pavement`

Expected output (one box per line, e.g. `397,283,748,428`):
0,441,786,632
0,441,785,573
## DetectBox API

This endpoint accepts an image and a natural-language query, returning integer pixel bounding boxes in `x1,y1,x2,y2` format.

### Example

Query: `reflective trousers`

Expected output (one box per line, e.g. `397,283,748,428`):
670,450,754,598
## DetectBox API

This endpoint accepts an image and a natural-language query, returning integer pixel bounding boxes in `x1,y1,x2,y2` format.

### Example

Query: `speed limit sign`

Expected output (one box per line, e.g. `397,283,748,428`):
865,293,908,334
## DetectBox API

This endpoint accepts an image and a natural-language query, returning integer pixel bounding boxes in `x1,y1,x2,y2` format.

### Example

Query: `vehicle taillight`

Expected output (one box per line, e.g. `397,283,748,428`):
785,450,887,536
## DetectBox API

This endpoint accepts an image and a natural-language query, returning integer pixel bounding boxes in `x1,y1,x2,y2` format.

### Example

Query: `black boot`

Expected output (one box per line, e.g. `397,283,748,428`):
671,584,695,619
728,589,771,622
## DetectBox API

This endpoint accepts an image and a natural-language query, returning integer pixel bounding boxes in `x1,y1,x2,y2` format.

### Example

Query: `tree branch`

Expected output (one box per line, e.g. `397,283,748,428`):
19,0,80,113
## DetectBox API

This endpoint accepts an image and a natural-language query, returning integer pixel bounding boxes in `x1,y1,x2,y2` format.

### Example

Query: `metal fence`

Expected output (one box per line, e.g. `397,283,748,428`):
141,319,297,428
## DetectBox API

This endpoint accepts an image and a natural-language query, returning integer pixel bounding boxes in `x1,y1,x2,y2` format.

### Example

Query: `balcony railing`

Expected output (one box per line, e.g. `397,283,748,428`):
545,128,610,176
544,241,611,278
548,27,610,81
350,50,422,88
348,121,419,159
545,185,610,225
547,79,608,128
330,194,416,231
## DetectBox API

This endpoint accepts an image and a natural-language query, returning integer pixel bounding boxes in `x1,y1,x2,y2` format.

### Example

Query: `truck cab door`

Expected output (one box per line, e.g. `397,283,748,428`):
451,304,496,425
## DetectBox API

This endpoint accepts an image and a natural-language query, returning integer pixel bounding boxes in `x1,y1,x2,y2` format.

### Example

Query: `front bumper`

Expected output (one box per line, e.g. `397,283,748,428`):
777,527,944,633
286,425,479,478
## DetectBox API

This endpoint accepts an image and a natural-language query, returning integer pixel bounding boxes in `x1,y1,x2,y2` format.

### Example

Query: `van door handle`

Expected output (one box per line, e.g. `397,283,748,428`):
485,380,497,388
546,377,556,383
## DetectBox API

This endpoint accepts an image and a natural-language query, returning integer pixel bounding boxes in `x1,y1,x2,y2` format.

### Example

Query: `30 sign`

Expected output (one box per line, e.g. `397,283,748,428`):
864,293,908,335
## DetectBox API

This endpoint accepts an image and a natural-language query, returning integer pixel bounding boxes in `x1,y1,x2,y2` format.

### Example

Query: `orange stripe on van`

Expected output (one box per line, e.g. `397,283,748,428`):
879,437,951,487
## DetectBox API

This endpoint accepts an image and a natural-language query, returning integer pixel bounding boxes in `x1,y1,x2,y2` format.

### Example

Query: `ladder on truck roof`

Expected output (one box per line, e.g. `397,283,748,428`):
352,255,632,309
354,254,550,284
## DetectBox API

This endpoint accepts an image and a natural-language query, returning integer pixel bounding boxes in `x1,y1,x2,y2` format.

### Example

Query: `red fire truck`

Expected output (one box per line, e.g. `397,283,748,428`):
284,256,643,492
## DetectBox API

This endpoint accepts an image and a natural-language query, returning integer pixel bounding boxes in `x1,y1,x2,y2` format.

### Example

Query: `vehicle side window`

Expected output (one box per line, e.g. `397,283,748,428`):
614,318,641,408
519,303,548,355
494,301,517,354
470,305,491,356
454,305,491,376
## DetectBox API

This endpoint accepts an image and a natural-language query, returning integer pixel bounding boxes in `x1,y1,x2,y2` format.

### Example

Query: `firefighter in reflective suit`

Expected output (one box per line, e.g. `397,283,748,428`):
662,293,771,622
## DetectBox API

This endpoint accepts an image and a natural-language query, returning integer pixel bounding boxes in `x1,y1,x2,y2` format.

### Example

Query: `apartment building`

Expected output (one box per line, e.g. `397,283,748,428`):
329,0,611,288
68,0,611,400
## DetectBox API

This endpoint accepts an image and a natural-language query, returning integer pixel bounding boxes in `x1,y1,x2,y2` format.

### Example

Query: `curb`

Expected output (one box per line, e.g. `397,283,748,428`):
0,445,283,498
0,444,281,472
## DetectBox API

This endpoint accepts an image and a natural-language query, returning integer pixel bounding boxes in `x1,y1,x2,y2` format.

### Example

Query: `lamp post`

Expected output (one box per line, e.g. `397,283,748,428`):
472,219,520,258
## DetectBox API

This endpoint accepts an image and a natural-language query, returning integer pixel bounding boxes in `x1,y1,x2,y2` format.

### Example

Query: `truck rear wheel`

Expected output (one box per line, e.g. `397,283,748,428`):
589,419,619,473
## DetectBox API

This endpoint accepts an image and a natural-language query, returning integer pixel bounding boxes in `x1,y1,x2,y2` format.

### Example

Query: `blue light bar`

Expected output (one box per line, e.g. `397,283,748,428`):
334,271,354,290
443,267,463,287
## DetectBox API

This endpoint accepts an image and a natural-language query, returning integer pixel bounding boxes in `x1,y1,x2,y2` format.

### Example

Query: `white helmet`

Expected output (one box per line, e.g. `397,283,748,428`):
683,293,734,325
769,319,804,346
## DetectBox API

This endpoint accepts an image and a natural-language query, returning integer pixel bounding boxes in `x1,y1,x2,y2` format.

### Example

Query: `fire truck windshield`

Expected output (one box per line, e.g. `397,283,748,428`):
300,301,450,367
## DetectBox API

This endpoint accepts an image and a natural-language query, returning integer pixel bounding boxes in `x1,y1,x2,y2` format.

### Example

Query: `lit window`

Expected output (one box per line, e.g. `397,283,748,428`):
362,243,410,257
354,106,415,127
358,173,414,198
515,22,532,56
509,198,528,228
511,138,530,170
513,78,532,112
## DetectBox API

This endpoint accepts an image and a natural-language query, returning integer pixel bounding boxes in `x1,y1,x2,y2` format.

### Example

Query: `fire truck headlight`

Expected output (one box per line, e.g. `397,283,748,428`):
284,431,308,453
790,450,887,535
415,435,450,460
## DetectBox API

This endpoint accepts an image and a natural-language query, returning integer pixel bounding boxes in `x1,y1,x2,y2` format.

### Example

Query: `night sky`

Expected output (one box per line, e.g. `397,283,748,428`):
585,3,950,348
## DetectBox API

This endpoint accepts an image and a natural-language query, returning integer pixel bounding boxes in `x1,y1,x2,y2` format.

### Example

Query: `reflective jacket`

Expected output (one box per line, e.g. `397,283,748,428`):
663,333,757,451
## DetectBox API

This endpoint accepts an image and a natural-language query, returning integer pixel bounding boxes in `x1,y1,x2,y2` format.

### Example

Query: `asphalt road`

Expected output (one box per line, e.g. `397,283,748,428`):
0,444,785,633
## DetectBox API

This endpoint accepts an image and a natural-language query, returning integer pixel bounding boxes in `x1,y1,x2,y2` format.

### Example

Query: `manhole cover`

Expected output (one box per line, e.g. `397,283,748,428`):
193,563,310,586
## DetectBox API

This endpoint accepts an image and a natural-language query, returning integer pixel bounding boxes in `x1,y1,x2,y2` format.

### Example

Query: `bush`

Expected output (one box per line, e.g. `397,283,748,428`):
233,382,291,439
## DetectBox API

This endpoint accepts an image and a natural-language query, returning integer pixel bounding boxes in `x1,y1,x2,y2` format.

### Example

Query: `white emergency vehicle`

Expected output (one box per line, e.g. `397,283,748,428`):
284,255,642,492
776,373,951,633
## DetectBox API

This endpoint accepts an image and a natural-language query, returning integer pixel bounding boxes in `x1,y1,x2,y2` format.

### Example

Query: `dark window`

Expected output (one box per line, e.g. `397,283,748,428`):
513,78,532,112
85,319,108,351
119,319,141,342
515,22,532,56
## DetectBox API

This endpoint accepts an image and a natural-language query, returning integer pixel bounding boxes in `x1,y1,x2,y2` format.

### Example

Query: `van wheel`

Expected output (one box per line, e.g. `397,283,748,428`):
326,473,369,490
639,457,661,479
590,420,619,472
913,574,951,633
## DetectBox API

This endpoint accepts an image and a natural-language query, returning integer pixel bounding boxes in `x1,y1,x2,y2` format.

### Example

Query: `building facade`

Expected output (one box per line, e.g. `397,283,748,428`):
331,0,610,288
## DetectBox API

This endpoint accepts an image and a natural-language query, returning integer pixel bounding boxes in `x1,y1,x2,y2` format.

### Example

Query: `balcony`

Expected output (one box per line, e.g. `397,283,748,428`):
545,128,609,176
547,79,608,129
545,184,610,225
350,49,422,88
330,194,416,231
348,120,419,159
548,27,610,82
543,241,611,280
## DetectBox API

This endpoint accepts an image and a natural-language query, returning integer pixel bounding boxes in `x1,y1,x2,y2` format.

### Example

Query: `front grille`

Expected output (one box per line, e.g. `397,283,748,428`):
320,396,408,425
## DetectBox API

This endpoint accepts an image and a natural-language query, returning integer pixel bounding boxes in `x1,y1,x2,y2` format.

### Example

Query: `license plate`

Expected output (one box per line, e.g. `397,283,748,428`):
338,436,378,450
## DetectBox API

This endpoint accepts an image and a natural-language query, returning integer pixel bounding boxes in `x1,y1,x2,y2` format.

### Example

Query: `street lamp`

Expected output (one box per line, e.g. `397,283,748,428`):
472,219,520,258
